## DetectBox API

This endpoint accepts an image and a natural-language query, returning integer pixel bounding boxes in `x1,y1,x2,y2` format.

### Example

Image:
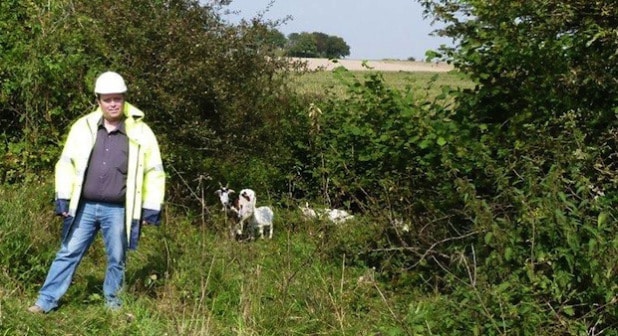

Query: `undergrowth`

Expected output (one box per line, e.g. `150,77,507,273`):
1,169,616,335
1,178,412,335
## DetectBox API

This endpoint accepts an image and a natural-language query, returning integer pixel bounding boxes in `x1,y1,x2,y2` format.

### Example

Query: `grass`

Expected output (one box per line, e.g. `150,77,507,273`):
290,69,474,99
0,178,413,335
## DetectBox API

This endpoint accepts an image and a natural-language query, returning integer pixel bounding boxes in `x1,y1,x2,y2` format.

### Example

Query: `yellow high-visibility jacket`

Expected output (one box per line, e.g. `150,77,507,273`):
55,102,165,249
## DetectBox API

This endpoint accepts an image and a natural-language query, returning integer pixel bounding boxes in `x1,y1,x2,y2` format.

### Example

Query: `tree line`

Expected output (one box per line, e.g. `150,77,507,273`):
264,29,351,58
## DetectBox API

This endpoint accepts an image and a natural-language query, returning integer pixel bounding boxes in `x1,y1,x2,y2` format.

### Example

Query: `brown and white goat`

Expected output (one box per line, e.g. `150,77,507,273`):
215,184,241,238
215,186,274,239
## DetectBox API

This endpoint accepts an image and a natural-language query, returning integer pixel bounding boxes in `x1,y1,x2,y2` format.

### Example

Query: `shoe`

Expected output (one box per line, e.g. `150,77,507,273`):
27,305,45,314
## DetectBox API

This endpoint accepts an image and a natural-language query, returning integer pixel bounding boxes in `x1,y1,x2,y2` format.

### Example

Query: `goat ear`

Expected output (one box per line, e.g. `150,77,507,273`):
229,189,235,194
215,190,221,195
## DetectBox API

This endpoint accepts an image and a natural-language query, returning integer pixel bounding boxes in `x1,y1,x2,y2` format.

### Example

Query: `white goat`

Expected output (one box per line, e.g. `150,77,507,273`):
299,202,354,223
237,189,274,239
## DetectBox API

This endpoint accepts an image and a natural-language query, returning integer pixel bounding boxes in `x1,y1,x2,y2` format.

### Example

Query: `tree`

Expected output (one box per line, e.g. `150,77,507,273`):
324,35,350,59
414,1,618,331
312,32,330,56
419,0,618,130
286,32,318,57
262,27,287,50
286,32,350,59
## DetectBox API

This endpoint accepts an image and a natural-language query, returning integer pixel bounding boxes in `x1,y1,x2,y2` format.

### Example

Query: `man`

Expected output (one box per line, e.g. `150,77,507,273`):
28,71,166,313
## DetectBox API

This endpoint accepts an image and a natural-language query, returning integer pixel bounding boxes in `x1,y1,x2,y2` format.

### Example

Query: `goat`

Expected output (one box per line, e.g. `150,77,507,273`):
299,202,354,223
236,188,274,239
215,184,240,238
215,184,235,211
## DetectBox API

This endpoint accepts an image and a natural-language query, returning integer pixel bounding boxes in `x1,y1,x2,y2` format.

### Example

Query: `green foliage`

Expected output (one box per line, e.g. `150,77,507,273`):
303,67,481,213
444,114,618,334
302,77,618,332
286,31,351,59
322,34,351,59
2,0,617,332
380,1,618,330
286,32,319,58
420,0,618,130
0,134,60,184
0,0,301,202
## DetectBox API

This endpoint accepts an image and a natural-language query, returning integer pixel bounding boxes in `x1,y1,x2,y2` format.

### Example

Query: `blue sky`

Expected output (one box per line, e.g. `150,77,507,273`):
222,0,453,60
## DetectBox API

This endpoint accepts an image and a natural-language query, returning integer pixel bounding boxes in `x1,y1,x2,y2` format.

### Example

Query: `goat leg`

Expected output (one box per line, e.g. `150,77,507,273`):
236,218,246,238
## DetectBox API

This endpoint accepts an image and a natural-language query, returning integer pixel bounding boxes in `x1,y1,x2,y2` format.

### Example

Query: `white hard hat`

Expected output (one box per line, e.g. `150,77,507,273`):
94,71,127,94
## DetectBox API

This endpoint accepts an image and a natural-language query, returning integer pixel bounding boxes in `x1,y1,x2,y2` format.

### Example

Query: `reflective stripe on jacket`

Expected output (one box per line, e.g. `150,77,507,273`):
55,102,165,249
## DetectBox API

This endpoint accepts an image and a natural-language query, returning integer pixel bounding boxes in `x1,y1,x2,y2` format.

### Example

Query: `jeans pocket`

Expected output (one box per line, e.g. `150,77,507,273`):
61,215,74,241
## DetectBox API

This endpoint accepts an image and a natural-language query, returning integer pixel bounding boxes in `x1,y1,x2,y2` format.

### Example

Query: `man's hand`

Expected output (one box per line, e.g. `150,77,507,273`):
55,199,70,217
141,208,161,226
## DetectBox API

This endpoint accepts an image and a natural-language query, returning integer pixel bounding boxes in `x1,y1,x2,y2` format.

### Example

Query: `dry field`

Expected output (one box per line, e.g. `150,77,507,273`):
291,57,454,72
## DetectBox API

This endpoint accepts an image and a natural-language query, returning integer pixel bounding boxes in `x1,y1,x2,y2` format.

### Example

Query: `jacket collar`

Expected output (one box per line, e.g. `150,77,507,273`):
123,102,145,119
86,102,146,141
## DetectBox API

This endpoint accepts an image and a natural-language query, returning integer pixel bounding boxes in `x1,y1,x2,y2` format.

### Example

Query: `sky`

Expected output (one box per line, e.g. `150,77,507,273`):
222,0,453,61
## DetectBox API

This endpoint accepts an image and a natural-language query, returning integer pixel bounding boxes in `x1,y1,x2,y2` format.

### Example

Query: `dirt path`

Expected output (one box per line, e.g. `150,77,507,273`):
291,57,453,72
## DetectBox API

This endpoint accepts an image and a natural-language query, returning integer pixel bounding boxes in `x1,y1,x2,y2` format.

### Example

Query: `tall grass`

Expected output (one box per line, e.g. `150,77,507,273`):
0,177,413,335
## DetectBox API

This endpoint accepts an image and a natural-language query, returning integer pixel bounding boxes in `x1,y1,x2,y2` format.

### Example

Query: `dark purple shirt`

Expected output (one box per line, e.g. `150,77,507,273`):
81,119,129,204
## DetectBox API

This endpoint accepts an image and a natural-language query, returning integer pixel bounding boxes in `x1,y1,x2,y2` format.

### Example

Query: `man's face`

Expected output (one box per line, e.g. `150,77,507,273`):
98,93,124,122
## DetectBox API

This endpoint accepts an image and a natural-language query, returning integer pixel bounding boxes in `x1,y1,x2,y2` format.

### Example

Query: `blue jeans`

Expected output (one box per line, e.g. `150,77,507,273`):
35,201,127,312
